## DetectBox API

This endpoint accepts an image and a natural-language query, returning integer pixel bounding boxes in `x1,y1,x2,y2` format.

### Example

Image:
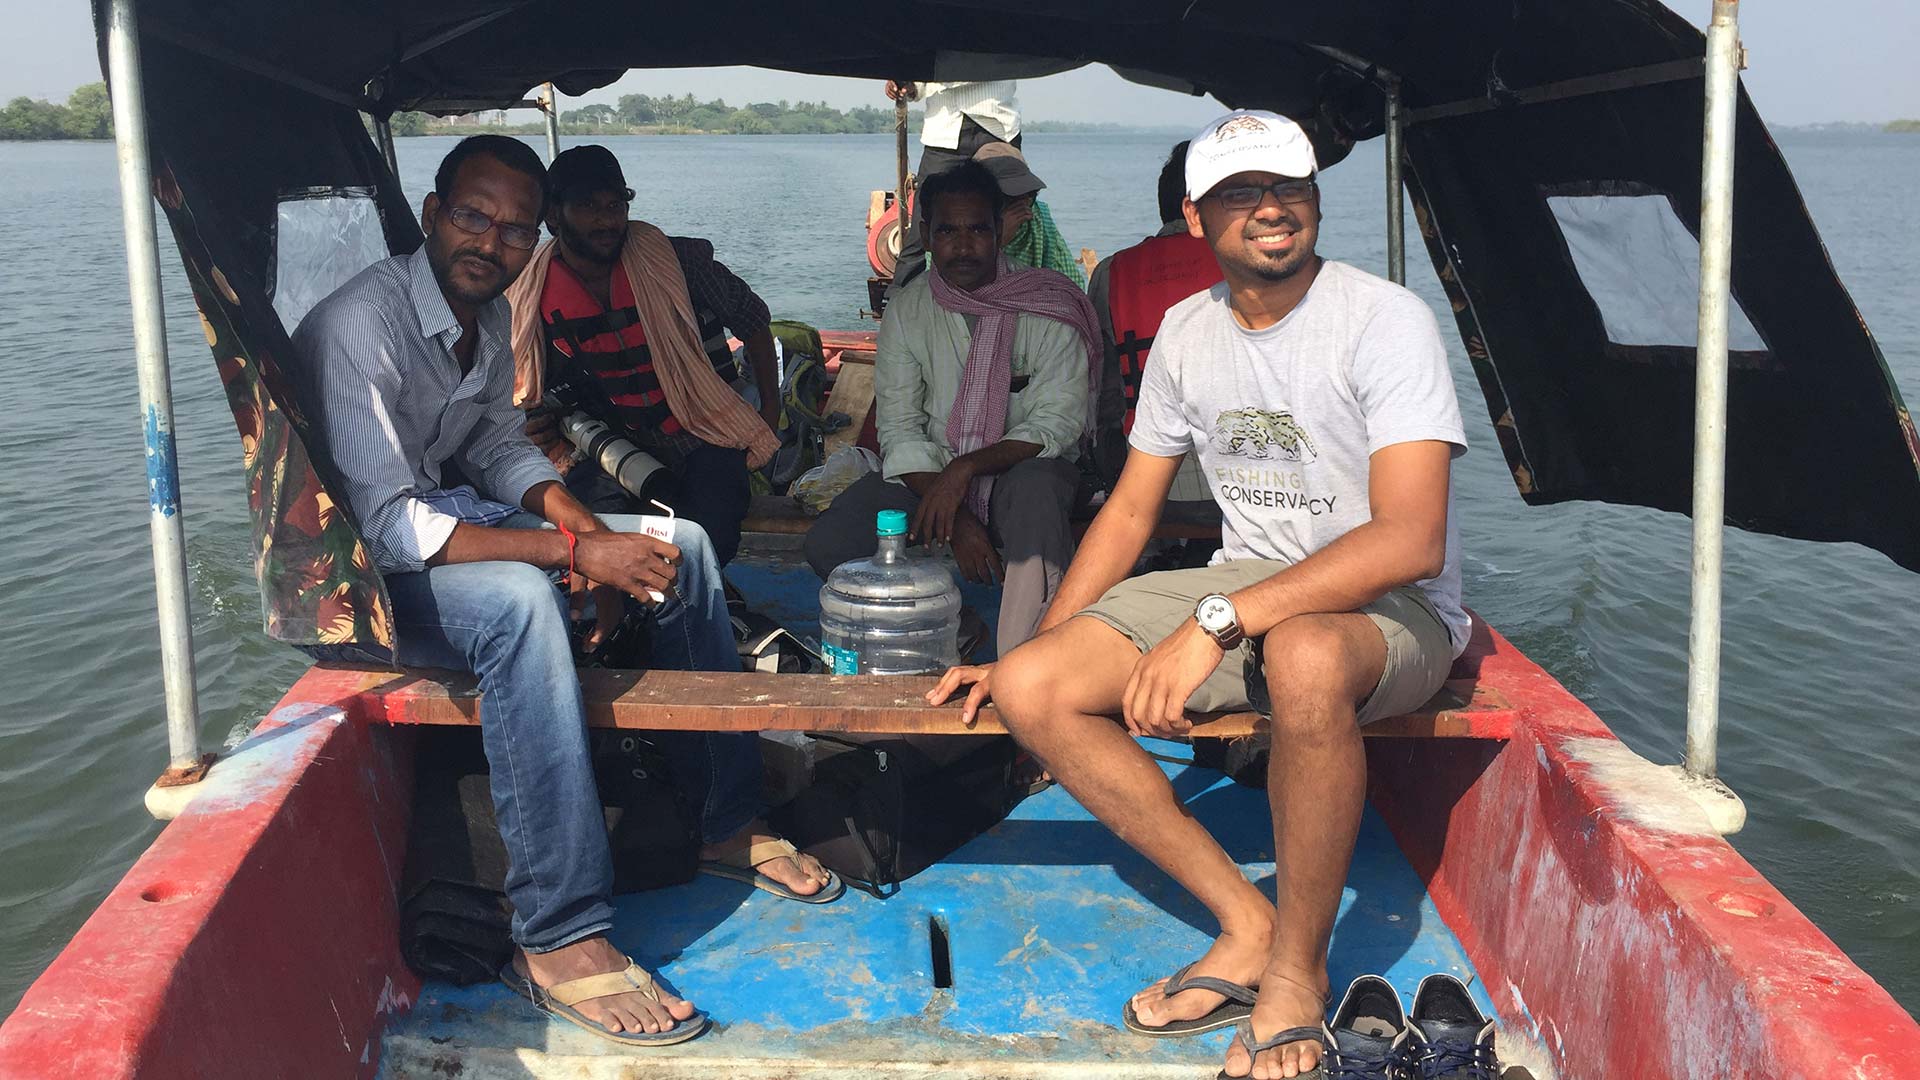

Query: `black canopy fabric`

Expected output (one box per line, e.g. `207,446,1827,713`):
96,0,1920,644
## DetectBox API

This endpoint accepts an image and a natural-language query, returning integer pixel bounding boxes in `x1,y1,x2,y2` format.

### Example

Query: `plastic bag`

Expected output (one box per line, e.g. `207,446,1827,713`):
790,446,881,514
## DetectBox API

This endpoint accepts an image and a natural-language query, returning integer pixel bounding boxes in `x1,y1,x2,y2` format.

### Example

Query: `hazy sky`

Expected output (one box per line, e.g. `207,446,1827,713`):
3,2,1914,127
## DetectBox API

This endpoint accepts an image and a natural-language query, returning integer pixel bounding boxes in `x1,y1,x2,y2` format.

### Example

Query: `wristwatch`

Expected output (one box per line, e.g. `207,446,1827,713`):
1194,593,1244,649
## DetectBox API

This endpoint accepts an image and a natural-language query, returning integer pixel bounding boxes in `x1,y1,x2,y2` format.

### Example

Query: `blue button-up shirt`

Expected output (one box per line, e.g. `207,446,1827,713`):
291,245,562,574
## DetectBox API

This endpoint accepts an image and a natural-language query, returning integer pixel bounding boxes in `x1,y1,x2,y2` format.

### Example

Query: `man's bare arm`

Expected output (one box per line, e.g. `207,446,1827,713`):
424,481,680,603
898,438,1045,496
1035,448,1182,633
428,480,601,568
924,448,1181,720
1225,440,1453,637
901,438,1044,545
1114,440,1453,737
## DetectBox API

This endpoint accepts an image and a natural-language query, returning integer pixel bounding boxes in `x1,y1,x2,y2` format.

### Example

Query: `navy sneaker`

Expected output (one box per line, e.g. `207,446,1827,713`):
1405,973,1500,1079
1322,974,1411,1080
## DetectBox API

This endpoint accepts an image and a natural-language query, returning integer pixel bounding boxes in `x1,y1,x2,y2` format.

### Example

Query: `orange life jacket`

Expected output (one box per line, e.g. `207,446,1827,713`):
1105,231,1222,433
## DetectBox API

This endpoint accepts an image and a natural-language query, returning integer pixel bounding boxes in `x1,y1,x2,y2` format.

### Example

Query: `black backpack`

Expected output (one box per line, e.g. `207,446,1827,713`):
767,733,1029,898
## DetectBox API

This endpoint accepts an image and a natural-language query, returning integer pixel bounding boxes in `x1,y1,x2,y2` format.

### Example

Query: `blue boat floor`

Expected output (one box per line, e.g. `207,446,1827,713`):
377,550,1497,1077
380,751,1496,1078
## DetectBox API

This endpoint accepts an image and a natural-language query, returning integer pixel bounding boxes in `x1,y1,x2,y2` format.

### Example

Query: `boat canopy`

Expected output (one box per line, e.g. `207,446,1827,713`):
93,0,1920,645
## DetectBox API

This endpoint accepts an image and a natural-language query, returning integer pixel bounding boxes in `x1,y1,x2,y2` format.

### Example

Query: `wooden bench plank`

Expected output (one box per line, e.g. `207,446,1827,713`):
819,329,878,358
293,664,1515,740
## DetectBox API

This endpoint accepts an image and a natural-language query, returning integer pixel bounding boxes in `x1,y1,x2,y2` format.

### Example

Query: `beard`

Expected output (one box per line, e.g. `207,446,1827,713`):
558,215,625,265
426,235,510,306
1243,248,1315,282
1231,222,1317,283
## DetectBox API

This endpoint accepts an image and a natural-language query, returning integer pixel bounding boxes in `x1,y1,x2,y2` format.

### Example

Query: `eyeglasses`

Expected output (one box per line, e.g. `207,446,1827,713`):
1210,179,1317,211
442,204,541,250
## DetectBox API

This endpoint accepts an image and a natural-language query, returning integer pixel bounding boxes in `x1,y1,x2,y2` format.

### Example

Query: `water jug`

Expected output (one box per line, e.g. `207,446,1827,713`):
819,510,961,675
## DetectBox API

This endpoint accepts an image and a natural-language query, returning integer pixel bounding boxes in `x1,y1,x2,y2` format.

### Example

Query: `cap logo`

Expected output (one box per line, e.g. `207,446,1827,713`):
1214,115,1271,141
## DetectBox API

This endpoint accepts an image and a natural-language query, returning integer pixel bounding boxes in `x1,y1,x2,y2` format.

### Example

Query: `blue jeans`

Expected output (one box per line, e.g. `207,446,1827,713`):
364,515,760,953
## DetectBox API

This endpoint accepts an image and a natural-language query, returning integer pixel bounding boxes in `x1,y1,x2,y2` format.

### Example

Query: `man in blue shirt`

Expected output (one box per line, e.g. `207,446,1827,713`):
293,136,836,1047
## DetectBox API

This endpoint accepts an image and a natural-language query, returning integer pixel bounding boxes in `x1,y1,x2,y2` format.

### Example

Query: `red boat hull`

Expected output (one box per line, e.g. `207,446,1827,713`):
2,623,1914,1078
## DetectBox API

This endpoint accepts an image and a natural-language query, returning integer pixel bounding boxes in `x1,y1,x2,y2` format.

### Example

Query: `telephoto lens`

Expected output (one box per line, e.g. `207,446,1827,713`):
557,411,676,504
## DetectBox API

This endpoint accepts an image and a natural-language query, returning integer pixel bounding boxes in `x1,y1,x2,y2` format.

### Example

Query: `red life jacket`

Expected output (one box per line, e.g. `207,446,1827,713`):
541,259,684,437
539,259,739,439
1105,231,1222,433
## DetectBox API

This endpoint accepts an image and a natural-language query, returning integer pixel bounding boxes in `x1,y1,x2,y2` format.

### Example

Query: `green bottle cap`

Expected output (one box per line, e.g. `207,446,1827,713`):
876,510,908,537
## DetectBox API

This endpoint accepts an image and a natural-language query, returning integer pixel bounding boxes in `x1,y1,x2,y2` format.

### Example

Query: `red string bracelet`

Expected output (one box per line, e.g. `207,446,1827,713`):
555,522,578,584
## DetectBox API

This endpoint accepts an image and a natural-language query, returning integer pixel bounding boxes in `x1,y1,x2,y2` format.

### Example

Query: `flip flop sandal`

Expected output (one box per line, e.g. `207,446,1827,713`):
1216,1020,1329,1079
499,956,709,1047
697,836,846,904
1122,961,1260,1037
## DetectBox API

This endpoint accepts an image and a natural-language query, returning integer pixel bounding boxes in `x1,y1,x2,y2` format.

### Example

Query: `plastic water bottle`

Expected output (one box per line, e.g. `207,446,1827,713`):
819,510,961,675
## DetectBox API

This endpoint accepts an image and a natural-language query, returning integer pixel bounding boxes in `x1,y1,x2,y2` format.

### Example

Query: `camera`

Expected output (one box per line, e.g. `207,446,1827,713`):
543,358,676,504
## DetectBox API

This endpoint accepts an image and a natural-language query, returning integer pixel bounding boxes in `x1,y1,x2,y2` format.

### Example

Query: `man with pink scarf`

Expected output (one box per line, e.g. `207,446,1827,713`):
803,161,1098,654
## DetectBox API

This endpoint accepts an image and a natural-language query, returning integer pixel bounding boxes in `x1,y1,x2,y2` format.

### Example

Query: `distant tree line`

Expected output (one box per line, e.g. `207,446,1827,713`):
383,95,921,137
1889,119,1920,134
2,81,1175,142
0,82,114,140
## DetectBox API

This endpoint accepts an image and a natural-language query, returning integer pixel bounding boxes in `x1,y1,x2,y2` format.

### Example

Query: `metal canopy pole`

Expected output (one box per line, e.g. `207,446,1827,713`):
1684,0,1742,780
895,88,911,273
1385,78,1405,285
541,83,561,163
106,0,206,785
373,115,398,175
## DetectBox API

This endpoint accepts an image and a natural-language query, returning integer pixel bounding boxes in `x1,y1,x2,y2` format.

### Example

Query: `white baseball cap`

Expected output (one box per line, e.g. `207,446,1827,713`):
1185,110,1318,201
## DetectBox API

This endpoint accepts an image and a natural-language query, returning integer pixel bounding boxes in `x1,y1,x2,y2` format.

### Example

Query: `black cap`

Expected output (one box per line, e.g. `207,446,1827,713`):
972,142,1046,198
546,144,628,204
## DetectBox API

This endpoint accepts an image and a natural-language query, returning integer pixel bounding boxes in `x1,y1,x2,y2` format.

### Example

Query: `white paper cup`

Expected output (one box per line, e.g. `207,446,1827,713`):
637,503,675,602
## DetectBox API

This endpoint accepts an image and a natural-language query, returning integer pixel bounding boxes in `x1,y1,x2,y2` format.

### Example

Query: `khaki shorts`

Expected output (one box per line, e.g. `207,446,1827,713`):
1077,560,1454,725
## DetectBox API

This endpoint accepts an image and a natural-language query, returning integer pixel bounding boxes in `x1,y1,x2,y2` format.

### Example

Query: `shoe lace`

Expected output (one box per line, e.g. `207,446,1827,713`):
1326,1044,1403,1080
1410,1036,1499,1079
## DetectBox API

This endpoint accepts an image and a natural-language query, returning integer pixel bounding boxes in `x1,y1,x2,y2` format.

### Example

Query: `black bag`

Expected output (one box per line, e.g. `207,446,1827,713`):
767,734,1027,898
591,731,700,895
730,602,826,674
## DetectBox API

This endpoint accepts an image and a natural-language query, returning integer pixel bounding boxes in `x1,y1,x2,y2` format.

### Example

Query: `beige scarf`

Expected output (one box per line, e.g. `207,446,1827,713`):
507,220,778,468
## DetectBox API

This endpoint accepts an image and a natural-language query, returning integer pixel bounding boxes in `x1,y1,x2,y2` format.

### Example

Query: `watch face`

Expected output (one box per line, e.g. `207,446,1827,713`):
1197,595,1234,631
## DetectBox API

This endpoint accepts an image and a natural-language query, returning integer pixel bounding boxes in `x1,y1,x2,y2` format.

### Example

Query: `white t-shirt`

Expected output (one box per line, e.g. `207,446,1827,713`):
1129,260,1471,655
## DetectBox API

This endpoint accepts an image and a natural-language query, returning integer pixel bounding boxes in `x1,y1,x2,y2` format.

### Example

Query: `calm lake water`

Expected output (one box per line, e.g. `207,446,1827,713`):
0,130,1915,1018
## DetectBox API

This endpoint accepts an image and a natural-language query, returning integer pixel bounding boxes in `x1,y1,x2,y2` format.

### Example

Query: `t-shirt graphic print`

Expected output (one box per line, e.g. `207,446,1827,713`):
1213,408,1318,462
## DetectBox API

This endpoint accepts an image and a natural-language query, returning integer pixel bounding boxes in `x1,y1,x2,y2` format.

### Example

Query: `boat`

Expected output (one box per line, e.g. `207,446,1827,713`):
3,1,1918,1077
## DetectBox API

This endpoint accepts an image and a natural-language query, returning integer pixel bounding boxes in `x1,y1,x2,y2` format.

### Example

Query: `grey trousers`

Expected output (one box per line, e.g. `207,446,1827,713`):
802,457,1078,654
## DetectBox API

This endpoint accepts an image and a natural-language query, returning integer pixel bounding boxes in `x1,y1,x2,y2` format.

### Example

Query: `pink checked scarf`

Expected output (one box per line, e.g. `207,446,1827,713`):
930,257,1101,524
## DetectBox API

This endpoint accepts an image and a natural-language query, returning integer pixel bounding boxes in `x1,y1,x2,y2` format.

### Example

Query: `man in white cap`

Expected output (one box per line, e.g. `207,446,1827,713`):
929,110,1469,1079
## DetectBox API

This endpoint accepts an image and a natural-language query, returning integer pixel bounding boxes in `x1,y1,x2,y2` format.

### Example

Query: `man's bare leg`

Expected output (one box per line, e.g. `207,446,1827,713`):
993,617,1276,1030
1221,613,1386,1080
